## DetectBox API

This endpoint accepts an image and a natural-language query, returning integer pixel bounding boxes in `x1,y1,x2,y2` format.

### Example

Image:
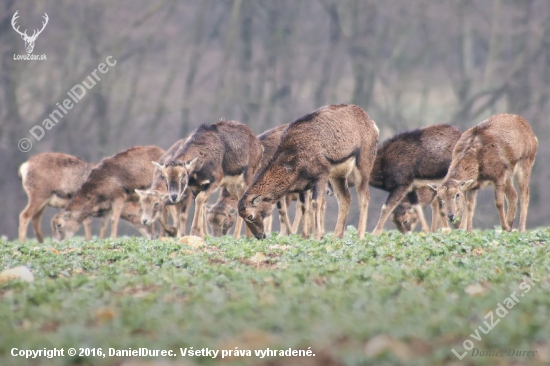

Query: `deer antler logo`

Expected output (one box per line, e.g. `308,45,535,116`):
11,11,49,54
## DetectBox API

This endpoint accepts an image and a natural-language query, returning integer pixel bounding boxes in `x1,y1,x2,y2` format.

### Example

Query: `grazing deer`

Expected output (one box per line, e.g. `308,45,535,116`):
370,124,461,235
391,186,450,233
155,121,263,238
239,104,379,240
18,152,95,243
432,114,537,232
109,199,157,239
136,138,193,237
51,146,165,241
134,189,189,237
206,188,238,237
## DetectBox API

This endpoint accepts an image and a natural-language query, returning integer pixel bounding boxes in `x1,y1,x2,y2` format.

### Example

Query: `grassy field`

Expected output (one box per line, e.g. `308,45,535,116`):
1,228,550,366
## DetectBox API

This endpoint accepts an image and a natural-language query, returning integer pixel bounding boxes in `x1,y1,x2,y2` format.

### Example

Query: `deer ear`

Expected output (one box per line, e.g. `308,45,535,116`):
185,157,199,172
252,195,263,207
459,179,475,190
135,189,145,196
428,183,438,191
203,203,212,213
152,161,165,170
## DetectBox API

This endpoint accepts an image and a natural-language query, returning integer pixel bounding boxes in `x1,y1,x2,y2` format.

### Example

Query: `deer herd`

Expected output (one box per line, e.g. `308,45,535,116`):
18,104,538,243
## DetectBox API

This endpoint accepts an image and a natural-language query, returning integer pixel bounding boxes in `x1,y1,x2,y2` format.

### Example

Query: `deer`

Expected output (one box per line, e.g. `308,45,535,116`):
238,104,379,240
154,121,263,238
431,114,537,232
390,186,450,233
11,11,49,54
327,174,449,234
205,124,314,238
18,152,95,243
206,188,239,237
369,124,462,235
136,138,193,238
51,146,165,241
117,200,158,239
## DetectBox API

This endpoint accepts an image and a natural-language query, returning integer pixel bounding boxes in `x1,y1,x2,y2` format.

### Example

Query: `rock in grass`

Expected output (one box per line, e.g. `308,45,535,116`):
178,235,205,248
0,266,34,283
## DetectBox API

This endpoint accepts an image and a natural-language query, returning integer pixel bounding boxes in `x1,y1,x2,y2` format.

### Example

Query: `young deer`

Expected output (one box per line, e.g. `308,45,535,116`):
51,146,165,241
206,188,238,237
155,121,263,238
370,124,461,235
239,104,379,240
207,124,309,238
391,186,450,233
136,138,193,237
433,114,537,232
18,152,95,242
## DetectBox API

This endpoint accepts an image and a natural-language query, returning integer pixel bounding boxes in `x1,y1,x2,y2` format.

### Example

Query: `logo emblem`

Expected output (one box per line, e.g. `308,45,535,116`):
11,11,49,54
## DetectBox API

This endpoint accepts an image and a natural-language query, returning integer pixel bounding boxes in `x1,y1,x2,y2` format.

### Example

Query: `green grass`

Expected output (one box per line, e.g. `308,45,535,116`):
1,228,550,366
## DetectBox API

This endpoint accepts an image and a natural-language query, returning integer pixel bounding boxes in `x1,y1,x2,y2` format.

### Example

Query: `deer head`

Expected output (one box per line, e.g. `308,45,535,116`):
12,11,49,54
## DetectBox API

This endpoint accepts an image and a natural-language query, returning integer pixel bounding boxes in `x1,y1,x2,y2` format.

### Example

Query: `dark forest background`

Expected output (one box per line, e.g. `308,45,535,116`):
1,0,549,239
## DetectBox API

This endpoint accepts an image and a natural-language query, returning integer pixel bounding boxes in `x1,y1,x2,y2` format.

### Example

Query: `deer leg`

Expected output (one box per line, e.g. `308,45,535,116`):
264,213,273,235
110,198,125,238
291,196,302,234
430,199,440,232
330,176,351,239
320,193,327,234
299,191,311,239
83,217,93,240
516,159,534,232
504,176,518,230
98,214,109,239
465,190,477,232
202,207,210,236
19,196,48,242
31,206,47,243
277,198,292,236
355,173,371,240
310,177,329,241
191,184,218,238
493,181,509,231
158,206,169,237
373,186,410,235
179,195,192,236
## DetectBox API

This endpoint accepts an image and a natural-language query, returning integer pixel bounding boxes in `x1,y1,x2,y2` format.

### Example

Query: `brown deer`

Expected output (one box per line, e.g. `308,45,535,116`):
136,138,193,237
155,121,263,238
134,189,192,237
391,187,450,233
206,188,238,237
239,104,379,240
432,114,537,232
51,146,165,241
109,199,157,239
370,124,461,235
18,153,95,243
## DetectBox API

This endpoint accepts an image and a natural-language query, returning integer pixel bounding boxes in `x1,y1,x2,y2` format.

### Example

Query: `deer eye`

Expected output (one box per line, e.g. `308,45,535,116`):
247,215,254,221
455,193,460,199
153,203,159,209
403,220,408,225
